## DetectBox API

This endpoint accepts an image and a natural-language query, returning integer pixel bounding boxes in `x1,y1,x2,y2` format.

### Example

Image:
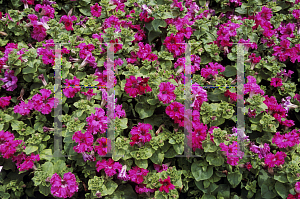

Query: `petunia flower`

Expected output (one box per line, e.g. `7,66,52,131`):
159,176,175,193
59,15,77,31
96,158,122,177
90,3,102,17
128,166,149,184
157,82,176,104
50,172,79,198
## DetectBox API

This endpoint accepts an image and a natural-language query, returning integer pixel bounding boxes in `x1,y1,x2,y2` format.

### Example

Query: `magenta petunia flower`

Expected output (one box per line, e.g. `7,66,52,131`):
31,89,59,115
272,130,300,148
191,83,208,110
63,76,81,98
272,39,291,62
128,166,149,184
0,70,18,91
96,158,122,177
117,165,130,181
220,141,244,166
50,172,79,198
244,76,265,98
290,44,300,63
159,176,175,193
124,76,152,98
59,15,77,31
90,3,102,17
37,47,55,65
81,89,96,101
157,82,176,104
17,153,40,171
295,182,300,193
86,107,108,134
293,10,300,19
0,96,11,108
270,77,283,87
35,4,55,18
94,137,111,156
130,123,152,147
163,33,185,57
201,62,225,79
166,101,185,121
135,184,156,194
14,100,34,116
153,164,168,173
72,130,94,153
249,142,270,159
264,151,287,168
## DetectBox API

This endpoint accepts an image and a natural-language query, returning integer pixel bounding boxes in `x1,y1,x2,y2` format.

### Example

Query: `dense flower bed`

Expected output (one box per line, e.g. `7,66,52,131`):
0,0,300,198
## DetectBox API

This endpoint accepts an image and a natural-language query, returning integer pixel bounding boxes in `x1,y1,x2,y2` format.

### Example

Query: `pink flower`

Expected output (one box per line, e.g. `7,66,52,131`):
224,90,237,102
270,78,283,87
96,158,122,177
63,76,81,98
220,141,244,166
153,164,168,173
0,96,11,108
157,82,176,104
128,166,149,184
117,165,130,181
50,172,79,198
72,130,94,153
159,176,175,193
14,101,34,116
35,4,55,18
59,15,77,31
86,107,108,134
0,69,18,91
249,142,270,159
245,162,252,171
166,101,184,121
0,130,24,159
130,123,152,147
31,89,59,114
163,33,185,57
290,44,300,63
37,47,55,65
201,62,225,79
272,39,291,62
124,76,152,98
109,38,123,53
191,83,208,111
135,184,156,194
295,182,300,193
94,138,111,156
81,89,96,101
244,76,265,98
272,130,300,148
17,153,40,171
293,10,300,19
264,151,287,168
90,3,102,17
115,104,126,119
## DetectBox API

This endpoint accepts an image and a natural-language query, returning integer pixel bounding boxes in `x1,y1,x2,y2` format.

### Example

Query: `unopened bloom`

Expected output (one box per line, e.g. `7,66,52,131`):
159,176,175,193
118,165,130,181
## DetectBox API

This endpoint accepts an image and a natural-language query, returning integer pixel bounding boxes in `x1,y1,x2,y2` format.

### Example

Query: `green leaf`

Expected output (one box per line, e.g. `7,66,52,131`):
275,182,289,198
135,102,156,119
148,31,161,43
191,162,213,181
24,146,38,155
201,194,216,199
39,185,50,196
23,65,37,74
202,140,217,152
103,180,118,196
227,171,242,188
173,143,184,154
40,149,53,161
206,153,224,166
134,159,148,169
150,150,164,165
222,65,236,77
42,162,54,176
152,19,167,31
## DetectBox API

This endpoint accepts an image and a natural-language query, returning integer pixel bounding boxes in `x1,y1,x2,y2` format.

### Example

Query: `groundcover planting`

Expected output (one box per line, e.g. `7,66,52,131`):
0,0,300,198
